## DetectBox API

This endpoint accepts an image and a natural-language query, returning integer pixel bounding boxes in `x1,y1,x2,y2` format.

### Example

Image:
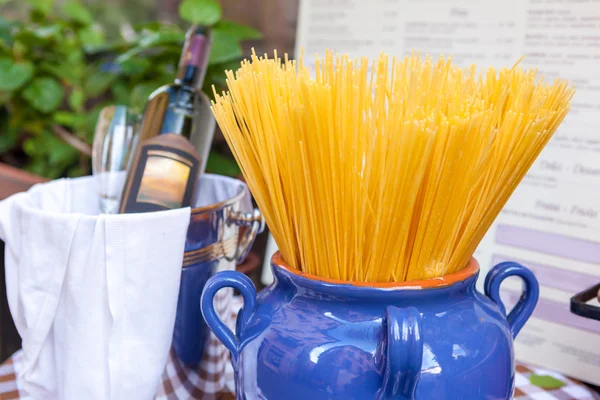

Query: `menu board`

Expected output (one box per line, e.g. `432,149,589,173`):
260,0,600,385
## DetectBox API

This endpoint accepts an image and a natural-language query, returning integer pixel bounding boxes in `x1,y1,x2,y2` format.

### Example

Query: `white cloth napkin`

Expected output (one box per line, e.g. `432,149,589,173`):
0,175,191,400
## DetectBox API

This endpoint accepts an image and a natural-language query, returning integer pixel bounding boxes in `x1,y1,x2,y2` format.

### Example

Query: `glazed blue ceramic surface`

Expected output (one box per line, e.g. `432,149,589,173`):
172,175,262,366
201,256,539,400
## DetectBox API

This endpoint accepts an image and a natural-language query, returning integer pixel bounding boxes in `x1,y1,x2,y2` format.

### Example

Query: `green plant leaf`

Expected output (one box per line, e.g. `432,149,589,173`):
26,0,53,15
22,137,40,157
134,21,168,32
118,57,151,75
53,110,76,126
529,374,566,389
110,81,130,103
33,24,62,39
179,0,222,26
214,20,262,41
53,110,87,133
84,70,116,97
133,21,185,36
86,40,126,55
129,82,157,111
0,58,34,91
204,62,239,98
68,87,84,111
29,9,48,24
0,16,16,46
47,132,79,165
80,104,105,141
0,127,19,153
61,1,93,25
12,39,27,60
22,77,65,113
206,151,241,177
114,47,143,64
14,30,46,47
24,158,48,177
67,165,86,177
138,30,185,48
14,25,62,46
0,91,12,104
24,132,80,178
40,62,84,85
206,59,241,83
61,42,84,64
78,26,105,48
22,119,45,135
208,29,242,65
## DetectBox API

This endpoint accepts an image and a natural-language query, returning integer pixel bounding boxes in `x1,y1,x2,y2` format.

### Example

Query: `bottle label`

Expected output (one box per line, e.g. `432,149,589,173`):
136,149,192,209
119,134,201,213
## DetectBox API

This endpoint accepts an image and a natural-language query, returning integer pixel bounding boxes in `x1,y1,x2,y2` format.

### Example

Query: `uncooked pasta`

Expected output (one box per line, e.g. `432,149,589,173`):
212,50,573,283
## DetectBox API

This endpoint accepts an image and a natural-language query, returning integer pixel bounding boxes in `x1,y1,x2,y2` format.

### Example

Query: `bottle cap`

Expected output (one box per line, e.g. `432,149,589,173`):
177,25,212,89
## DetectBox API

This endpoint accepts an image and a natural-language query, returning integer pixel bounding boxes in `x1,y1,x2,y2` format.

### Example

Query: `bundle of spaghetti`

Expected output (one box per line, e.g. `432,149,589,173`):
212,49,574,283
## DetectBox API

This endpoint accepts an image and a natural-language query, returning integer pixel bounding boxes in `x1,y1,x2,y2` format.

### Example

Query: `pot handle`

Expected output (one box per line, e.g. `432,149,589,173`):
380,306,423,400
228,208,265,264
484,262,539,339
201,270,257,364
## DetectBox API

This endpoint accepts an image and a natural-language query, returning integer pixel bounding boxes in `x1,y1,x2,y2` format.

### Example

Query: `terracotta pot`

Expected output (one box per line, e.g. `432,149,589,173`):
0,162,47,200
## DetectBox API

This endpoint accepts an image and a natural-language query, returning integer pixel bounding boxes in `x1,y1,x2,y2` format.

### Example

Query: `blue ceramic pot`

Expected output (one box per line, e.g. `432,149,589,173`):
201,253,539,400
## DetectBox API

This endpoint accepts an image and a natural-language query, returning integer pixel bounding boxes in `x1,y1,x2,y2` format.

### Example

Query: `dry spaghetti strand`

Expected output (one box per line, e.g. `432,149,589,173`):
212,49,574,283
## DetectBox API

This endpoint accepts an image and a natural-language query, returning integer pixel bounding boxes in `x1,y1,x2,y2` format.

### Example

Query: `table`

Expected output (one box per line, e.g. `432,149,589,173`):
1,295,599,400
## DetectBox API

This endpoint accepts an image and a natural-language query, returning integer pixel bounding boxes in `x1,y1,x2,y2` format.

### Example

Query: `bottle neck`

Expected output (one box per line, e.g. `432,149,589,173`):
176,30,211,90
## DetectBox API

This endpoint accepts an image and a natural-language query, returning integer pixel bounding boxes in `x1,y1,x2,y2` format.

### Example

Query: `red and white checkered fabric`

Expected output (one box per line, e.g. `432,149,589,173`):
155,287,238,399
514,364,600,400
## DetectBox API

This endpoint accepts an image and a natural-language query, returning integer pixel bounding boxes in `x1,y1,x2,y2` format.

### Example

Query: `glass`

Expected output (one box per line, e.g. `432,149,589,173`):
92,105,140,214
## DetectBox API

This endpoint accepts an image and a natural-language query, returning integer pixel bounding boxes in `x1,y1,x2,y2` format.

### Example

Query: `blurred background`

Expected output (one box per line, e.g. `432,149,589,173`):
0,0,298,179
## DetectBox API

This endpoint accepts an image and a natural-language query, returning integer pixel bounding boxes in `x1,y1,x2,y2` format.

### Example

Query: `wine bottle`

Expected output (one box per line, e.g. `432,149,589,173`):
119,25,216,214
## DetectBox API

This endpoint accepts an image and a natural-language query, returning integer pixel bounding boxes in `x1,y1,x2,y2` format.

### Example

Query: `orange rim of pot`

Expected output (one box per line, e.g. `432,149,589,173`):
271,251,479,289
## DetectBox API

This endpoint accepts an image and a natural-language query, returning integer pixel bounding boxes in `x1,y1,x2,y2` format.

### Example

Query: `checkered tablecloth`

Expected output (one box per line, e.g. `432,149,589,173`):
1,295,599,400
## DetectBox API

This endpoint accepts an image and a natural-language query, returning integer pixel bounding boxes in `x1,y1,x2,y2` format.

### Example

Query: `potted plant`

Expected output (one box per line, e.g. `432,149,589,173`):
0,0,257,179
